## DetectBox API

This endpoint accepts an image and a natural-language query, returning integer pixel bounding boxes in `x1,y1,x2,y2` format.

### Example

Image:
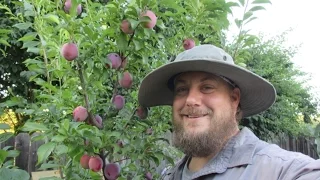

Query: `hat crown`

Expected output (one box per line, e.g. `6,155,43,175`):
174,44,234,65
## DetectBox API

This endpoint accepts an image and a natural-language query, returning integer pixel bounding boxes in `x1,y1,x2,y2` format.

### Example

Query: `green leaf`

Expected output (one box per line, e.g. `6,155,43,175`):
51,135,66,143
0,97,25,108
238,62,247,68
37,142,55,165
0,149,8,164
0,39,10,47
249,6,266,12
252,0,272,4
38,163,62,170
0,123,10,130
133,39,143,51
314,123,320,137
0,168,30,180
13,22,33,30
22,41,39,49
243,11,253,21
244,17,258,25
83,26,95,40
164,154,175,166
34,78,58,92
142,54,149,64
0,132,13,143
127,19,140,30
6,150,20,158
239,0,245,6
116,33,127,51
226,1,240,8
235,19,242,28
153,138,170,144
21,122,49,132
43,14,60,24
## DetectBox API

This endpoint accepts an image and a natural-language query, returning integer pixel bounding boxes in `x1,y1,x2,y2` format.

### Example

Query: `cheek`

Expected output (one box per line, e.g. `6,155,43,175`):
173,97,185,110
203,95,233,111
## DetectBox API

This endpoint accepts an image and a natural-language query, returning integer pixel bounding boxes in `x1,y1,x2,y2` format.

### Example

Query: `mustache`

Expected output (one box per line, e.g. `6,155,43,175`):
179,107,213,115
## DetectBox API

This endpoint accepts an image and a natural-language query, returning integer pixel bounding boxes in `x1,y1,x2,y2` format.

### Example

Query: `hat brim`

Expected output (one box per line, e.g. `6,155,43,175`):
138,59,276,117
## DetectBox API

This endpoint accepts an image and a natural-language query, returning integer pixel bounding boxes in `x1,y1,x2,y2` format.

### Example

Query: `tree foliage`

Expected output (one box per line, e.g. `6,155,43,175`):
0,0,237,179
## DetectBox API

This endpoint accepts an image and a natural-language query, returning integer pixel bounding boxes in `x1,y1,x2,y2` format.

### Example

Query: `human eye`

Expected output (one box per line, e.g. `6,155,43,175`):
201,84,215,93
174,86,188,96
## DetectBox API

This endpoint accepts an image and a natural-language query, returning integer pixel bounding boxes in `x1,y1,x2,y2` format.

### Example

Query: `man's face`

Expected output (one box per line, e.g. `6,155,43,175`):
172,71,240,157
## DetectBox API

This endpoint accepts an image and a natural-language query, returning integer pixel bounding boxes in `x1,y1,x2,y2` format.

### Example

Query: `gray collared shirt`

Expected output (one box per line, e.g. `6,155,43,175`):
162,127,320,180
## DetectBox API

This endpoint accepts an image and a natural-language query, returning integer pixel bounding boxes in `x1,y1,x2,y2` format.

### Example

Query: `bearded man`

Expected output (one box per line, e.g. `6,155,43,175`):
138,44,320,179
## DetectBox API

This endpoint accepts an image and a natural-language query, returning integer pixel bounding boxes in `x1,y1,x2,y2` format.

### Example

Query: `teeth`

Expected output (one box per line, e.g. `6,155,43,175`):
187,115,203,118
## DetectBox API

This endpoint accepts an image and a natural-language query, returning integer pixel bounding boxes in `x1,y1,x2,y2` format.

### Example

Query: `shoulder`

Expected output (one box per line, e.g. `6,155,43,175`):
253,143,320,179
256,143,314,162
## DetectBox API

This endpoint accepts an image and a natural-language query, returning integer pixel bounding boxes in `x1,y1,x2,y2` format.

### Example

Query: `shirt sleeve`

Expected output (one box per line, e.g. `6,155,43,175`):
285,158,320,180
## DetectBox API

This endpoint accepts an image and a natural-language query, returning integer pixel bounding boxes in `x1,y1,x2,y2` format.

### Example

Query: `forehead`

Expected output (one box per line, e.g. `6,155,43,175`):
173,71,222,83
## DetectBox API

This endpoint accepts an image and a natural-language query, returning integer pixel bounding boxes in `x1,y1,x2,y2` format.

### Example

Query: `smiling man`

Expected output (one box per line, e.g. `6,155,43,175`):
138,44,320,179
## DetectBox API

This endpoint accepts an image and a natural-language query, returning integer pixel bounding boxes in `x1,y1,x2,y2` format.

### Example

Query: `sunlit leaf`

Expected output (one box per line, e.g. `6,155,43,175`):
249,6,266,12
37,142,55,165
0,123,10,130
13,22,32,30
21,122,49,132
252,0,272,4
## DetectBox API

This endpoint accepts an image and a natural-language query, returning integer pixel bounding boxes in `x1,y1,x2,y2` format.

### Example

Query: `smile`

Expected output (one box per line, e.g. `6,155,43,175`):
183,114,207,118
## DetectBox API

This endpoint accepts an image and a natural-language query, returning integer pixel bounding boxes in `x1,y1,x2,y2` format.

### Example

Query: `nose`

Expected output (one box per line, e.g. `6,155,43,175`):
185,87,202,107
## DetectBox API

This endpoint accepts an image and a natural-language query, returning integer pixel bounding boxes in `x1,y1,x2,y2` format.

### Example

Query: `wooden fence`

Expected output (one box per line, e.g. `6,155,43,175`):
0,133,45,174
268,134,319,159
0,133,318,176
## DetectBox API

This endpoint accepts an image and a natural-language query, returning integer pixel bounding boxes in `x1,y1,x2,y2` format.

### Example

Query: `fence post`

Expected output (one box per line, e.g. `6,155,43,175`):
15,133,31,172
28,132,45,173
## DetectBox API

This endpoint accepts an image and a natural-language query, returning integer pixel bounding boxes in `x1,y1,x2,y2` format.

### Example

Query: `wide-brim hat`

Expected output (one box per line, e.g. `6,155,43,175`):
138,44,276,117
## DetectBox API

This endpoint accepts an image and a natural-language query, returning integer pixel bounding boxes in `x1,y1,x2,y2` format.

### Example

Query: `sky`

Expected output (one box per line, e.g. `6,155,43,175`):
226,0,320,100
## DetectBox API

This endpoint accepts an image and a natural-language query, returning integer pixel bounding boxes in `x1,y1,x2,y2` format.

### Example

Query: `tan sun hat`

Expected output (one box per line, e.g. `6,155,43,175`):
138,44,276,117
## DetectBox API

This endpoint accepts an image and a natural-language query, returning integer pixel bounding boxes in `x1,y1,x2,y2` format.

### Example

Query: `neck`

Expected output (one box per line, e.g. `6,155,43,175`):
187,129,240,172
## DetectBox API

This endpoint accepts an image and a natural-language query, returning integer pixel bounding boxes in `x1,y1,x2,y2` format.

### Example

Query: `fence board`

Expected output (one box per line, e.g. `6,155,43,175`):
15,133,31,172
0,135,15,149
28,133,45,173
0,136,15,163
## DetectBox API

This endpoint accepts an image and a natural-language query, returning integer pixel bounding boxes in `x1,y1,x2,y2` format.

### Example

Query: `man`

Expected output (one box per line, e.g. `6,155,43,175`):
138,44,320,179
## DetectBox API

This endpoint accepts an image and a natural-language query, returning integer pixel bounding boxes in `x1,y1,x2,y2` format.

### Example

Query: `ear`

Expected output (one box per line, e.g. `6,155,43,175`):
230,87,240,108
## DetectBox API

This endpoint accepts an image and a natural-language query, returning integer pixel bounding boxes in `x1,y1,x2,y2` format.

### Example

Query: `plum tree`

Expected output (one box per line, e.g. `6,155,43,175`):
12,0,242,179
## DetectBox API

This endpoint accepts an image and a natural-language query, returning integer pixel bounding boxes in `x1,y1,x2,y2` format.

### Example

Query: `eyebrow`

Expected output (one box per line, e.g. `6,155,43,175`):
174,75,219,86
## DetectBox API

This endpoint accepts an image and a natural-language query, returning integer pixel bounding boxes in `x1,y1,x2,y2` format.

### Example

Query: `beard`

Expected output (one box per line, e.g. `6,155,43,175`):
172,106,238,158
